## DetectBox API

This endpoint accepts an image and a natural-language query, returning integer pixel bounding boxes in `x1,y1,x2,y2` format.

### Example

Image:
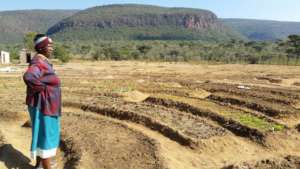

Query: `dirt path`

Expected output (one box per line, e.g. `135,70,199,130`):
0,120,34,169
0,119,64,169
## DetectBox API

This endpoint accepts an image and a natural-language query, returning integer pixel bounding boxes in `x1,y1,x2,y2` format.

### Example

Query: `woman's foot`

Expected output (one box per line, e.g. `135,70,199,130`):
35,158,57,169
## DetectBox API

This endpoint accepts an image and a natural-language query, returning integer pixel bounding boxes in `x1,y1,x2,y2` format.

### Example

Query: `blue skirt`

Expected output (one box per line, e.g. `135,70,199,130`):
28,106,60,159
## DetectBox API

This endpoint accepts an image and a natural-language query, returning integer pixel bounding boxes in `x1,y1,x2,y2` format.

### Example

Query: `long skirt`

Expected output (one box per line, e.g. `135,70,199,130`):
28,106,60,159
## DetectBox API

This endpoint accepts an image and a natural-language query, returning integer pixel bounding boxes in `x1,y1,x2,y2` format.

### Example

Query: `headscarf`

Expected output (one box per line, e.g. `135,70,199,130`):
34,36,53,52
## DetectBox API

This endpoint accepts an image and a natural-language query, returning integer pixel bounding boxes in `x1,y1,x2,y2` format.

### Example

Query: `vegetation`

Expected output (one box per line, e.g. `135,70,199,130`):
285,35,300,61
47,4,242,41
53,44,71,63
238,114,284,131
23,32,37,51
1,33,300,65
222,19,300,41
153,93,284,132
70,36,300,65
0,5,300,65
1,6,300,43
0,10,79,44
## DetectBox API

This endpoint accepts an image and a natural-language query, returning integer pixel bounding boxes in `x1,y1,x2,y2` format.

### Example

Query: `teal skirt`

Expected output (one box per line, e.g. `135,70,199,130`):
28,106,60,159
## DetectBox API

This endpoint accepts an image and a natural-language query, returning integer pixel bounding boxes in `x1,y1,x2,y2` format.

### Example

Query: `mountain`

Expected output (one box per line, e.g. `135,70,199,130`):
47,4,243,41
221,18,300,41
0,10,79,43
2,6,300,43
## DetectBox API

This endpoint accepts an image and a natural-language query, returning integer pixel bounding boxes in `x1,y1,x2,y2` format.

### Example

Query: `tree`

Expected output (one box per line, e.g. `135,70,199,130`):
247,55,260,64
23,32,37,51
131,51,140,60
103,47,122,60
137,45,151,55
286,34,300,61
244,41,266,52
79,45,91,55
169,50,180,61
92,49,103,60
9,48,19,60
54,45,70,63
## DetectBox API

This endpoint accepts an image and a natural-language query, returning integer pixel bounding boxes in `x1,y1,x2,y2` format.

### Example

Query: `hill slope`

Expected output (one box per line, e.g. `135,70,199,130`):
47,4,243,41
221,18,300,41
0,10,79,43
2,7,300,43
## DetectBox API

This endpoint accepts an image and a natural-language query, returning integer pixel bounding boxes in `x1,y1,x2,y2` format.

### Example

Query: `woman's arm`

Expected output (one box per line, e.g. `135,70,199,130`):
23,65,46,92
39,74,60,87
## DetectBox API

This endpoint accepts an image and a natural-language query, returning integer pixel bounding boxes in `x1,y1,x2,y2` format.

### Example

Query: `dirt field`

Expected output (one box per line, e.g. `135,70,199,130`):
0,61,300,169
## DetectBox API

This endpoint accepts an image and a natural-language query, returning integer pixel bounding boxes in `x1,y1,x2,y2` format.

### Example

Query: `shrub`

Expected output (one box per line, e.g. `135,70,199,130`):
54,45,70,63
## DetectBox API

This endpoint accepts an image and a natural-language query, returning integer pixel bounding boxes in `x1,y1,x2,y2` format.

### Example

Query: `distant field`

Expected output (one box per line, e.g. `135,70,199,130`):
0,61,300,169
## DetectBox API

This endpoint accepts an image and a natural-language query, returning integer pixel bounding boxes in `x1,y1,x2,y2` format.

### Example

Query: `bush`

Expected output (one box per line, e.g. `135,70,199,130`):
54,45,70,63
103,47,122,60
247,55,260,64
92,49,104,60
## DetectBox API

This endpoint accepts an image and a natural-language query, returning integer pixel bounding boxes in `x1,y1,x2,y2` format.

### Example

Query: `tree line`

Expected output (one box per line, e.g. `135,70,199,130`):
1,33,300,65
70,34,300,65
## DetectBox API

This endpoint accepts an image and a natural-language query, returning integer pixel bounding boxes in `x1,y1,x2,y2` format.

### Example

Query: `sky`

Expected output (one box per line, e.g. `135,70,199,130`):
0,0,300,22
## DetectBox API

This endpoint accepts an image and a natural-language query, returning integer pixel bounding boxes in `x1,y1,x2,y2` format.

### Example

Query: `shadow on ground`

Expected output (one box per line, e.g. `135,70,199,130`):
0,144,33,169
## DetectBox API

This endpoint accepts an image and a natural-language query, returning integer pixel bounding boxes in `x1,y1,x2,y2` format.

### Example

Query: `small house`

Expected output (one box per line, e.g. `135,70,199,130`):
19,48,33,64
0,51,10,64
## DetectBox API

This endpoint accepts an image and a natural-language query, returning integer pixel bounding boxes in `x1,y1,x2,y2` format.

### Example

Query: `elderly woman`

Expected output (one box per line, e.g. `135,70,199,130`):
23,34,61,169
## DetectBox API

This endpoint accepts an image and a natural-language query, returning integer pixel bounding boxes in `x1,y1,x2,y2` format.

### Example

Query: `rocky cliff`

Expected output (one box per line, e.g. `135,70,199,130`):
47,4,241,41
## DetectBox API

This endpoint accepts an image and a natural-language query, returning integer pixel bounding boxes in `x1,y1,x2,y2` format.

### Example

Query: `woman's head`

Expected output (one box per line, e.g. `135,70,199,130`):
34,34,54,58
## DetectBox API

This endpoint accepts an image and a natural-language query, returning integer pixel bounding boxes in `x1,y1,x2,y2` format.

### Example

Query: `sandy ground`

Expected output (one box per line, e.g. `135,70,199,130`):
0,120,33,169
0,118,65,169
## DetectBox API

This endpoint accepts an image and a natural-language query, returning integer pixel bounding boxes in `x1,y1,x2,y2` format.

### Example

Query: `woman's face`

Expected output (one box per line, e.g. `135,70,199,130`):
44,43,54,58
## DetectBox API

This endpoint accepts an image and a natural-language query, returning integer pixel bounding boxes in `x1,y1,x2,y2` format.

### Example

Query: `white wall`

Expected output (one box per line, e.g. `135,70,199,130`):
1,51,10,64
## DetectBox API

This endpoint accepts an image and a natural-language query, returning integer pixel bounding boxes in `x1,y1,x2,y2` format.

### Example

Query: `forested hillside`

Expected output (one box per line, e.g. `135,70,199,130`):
222,19,300,41
0,10,78,43
47,4,242,41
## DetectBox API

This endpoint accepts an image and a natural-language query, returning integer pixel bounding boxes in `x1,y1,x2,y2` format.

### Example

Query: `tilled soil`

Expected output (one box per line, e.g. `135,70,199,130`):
194,83,300,105
144,95,268,143
106,100,227,140
223,156,300,169
63,95,227,146
184,83,300,115
175,82,300,120
61,111,165,169
208,92,298,118
1,62,300,169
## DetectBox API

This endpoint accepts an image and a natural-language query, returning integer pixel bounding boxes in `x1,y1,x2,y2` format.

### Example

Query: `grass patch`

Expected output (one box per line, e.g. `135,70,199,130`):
237,114,284,132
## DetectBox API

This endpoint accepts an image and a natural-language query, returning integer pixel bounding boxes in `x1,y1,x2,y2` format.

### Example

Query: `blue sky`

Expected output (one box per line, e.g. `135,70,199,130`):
1,0,300,22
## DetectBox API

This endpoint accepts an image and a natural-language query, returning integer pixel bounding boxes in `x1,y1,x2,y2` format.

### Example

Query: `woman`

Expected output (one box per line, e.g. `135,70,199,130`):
23,34,61,169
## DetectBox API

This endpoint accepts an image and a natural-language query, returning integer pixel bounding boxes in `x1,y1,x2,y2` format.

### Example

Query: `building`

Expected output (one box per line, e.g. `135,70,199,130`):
19,48,33,64
0,51,10,64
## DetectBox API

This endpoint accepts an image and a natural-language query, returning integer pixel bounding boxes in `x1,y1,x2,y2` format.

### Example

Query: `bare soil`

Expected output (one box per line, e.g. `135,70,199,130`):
222,155,300,169
61,110,165,169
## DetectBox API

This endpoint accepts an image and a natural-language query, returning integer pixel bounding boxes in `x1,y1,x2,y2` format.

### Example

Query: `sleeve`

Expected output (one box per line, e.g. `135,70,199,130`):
23,65,46,93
